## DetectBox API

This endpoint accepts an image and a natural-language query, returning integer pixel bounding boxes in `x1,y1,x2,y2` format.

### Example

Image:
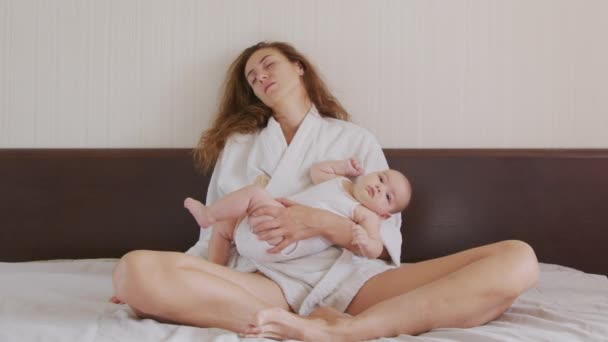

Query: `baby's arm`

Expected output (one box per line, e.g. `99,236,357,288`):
309,158,364,185
351,205,384,259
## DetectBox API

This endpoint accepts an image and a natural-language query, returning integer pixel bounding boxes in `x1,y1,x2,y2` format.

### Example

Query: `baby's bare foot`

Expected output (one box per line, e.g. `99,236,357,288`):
184,197,213,228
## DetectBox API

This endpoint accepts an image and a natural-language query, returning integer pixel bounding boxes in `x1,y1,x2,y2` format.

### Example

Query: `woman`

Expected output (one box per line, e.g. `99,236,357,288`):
112,41,539,341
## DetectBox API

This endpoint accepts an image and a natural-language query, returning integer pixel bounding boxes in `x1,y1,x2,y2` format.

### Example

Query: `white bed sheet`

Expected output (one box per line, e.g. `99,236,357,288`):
1,260,606,342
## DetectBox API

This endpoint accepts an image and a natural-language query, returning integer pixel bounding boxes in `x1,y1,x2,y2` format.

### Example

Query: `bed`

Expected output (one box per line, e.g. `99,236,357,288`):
1,148,607,341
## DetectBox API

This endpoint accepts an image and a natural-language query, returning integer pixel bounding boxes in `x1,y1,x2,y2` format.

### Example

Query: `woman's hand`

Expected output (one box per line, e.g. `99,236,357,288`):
249,198,319,253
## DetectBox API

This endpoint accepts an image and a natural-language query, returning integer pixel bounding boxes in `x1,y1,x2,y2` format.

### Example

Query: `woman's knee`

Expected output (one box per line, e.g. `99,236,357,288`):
112,250,168,302
495,240,540,295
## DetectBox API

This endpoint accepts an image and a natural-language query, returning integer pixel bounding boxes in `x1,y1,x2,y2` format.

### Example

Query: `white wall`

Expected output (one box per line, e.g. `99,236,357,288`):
1,0,607,148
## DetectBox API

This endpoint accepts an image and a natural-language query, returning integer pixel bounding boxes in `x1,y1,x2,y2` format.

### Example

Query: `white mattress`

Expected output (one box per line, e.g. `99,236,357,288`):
1,259,607,342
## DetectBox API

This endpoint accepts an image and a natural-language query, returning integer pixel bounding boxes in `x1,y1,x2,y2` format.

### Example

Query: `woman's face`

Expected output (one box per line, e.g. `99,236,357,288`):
244,48,304,107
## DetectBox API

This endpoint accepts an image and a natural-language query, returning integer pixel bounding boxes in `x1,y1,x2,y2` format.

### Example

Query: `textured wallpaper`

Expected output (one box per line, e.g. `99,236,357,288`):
1,0,607,148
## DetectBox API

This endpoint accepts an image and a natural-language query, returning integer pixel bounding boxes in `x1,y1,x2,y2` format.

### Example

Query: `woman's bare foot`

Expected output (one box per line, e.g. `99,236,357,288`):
309,306,351,324
242,307,354,342
184,197,213,228
109,295,124,304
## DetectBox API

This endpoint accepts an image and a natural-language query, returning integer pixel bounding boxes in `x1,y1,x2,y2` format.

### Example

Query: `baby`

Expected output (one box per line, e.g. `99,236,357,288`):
184,159,411,265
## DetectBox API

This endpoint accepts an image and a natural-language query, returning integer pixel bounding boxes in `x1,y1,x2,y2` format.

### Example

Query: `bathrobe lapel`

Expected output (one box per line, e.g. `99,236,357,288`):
247,106,322,197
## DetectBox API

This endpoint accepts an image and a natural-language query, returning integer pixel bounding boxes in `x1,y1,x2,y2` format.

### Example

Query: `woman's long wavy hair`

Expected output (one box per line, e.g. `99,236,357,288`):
194,41,351,173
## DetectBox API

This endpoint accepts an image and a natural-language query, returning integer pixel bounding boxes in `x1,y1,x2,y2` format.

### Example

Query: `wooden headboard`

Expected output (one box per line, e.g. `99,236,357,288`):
1,149,607,275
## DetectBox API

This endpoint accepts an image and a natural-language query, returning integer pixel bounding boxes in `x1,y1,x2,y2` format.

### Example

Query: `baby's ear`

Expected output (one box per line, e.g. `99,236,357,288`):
380,212,391,220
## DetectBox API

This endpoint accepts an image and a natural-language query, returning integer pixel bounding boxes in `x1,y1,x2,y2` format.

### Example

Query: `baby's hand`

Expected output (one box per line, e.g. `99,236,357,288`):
351,224,372,258
344,158,364,177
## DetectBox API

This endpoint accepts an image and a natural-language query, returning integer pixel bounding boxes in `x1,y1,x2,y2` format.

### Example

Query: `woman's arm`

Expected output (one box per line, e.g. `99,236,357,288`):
249,199,390,260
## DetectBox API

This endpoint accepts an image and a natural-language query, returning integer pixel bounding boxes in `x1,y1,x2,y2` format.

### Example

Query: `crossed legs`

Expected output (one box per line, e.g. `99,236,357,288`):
246,240,539,341
112,240,539,340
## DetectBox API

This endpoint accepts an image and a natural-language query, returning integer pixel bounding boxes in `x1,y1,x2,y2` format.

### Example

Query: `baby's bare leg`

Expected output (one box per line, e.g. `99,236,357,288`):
207,218,237,265
183,198,211,227
184,185,273,228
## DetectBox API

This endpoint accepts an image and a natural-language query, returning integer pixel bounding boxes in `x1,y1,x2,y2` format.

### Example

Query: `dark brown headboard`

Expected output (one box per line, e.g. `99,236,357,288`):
1,149,607,275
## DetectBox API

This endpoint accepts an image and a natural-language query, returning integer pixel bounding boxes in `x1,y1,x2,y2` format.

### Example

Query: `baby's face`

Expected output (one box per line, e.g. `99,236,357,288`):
352,170,411,218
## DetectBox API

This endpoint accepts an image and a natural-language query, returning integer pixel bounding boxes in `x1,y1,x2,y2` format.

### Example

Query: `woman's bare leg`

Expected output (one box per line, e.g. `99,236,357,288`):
112,250,290,333
248,240,539,341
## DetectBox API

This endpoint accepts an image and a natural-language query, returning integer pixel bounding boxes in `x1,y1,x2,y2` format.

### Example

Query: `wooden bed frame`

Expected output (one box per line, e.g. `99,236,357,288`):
1,149,606,275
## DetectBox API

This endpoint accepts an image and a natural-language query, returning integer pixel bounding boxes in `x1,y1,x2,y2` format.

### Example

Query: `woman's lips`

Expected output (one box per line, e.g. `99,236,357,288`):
264,82,276,93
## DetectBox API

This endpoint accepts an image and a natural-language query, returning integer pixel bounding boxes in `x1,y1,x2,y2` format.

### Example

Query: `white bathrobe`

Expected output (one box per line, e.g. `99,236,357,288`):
187,106,402,315
236,176,367,263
